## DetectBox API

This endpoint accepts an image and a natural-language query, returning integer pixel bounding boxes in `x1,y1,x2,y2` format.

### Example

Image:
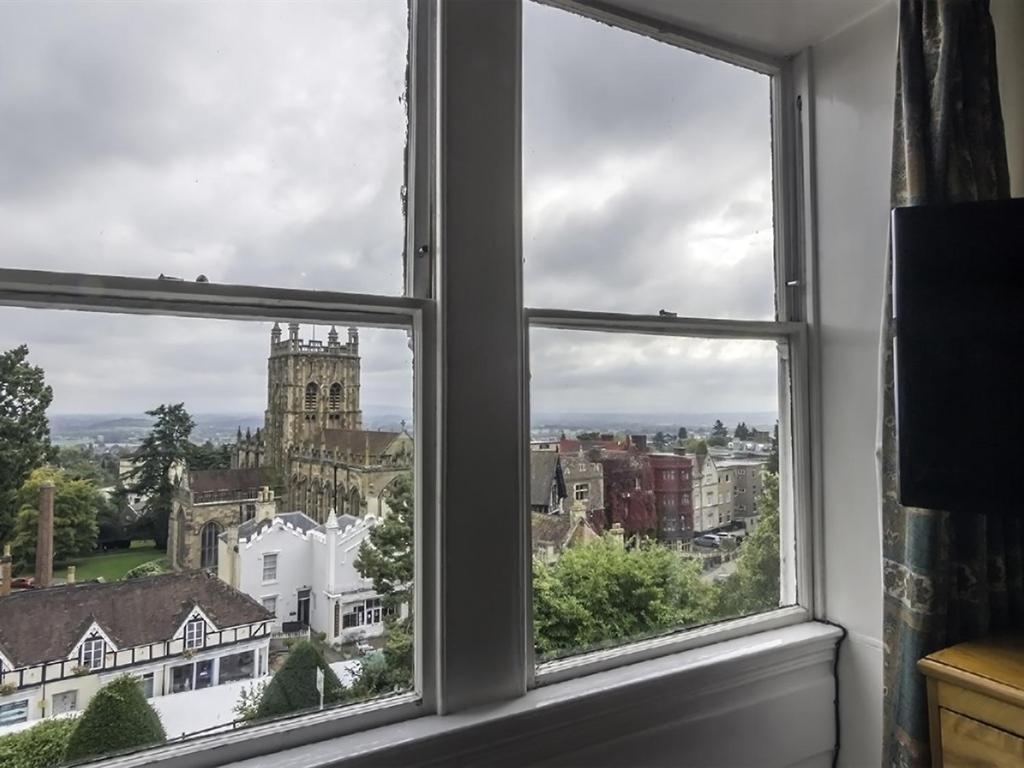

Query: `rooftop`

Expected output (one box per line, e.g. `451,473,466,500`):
0,571,272,668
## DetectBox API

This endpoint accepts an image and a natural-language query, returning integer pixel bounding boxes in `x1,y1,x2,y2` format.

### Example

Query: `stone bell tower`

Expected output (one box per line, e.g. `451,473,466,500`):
263,322,362,473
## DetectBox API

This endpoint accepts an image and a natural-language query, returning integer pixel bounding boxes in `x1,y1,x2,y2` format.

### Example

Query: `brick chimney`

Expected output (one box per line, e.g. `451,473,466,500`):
36,481,55,588
0,543,11,597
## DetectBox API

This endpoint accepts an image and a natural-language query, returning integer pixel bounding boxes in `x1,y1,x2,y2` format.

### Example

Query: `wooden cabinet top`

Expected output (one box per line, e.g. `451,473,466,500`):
919,637,1024,707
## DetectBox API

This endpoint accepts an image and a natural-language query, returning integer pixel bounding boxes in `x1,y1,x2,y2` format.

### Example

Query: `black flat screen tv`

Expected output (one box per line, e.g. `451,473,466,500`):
892,197,1024,513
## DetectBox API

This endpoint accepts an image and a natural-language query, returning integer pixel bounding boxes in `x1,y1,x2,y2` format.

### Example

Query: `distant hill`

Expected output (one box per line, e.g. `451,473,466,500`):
49,404,414,446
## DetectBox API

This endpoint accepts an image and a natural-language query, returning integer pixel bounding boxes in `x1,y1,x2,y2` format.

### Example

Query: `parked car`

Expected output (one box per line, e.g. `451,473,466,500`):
10,576,35,589
693,534,721,548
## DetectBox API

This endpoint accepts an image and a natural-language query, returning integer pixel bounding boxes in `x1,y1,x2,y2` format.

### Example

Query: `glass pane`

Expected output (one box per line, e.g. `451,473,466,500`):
523,2,775,319
529,328,786,662
0,1,409,293
0,309,415,753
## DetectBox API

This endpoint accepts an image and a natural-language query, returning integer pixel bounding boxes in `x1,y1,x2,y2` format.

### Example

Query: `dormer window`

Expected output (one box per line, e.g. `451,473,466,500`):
80,637,105,671
184,618,206,651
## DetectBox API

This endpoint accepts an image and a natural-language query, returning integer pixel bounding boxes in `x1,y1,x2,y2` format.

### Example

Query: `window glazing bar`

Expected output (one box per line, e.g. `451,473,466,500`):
527,307,802,341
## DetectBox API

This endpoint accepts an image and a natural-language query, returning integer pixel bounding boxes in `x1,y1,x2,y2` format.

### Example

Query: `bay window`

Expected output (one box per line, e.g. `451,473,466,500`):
0,0,816,765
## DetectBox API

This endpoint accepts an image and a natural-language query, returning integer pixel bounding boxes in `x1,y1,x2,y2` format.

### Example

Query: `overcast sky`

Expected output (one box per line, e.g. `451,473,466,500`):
0,1,777,419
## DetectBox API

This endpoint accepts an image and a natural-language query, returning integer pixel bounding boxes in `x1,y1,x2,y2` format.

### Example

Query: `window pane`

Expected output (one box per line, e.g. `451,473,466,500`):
0,308,415,750
530,328,786,662
0,1,409,293
523,2,775,319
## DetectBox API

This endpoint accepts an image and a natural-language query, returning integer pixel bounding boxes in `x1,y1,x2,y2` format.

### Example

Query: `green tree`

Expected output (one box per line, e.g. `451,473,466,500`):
0,345,53,545
254,641,349,720
734,422,751,440
715,473,780,617
124,404,194,551
677,426,688,441
355,475,413,609
353,475,414,695
532,536,716,659
711,419,728,438
767,421,780,474
63,675,166,762
685,438,708,456
0,717,77,768
11,468,100,571
185,440,231,471
653,431,667,450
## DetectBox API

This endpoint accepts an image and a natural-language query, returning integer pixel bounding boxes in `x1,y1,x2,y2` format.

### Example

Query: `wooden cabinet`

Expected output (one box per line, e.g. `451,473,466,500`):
919,638,1024,767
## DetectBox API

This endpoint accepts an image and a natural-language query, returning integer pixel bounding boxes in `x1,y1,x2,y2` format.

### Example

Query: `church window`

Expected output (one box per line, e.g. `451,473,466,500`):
200,522,221,570
329,382,342,411
305,382,319,412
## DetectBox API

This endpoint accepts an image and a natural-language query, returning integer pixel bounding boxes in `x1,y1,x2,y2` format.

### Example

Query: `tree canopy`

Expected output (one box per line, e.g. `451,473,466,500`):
353,475,414,695
63,675,165,762
716,473,780,617
533,536,715,659
11,467,100,572
0,345,53,545
677,426,688,440
185,440,232,471
734,422,751,440
123,404,195,551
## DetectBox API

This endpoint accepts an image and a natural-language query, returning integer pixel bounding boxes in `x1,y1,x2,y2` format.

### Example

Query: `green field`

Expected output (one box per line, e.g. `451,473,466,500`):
55,542,166,583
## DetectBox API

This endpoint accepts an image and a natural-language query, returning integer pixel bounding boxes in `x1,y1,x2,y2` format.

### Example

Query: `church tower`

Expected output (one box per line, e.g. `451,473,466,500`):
263,322,362,472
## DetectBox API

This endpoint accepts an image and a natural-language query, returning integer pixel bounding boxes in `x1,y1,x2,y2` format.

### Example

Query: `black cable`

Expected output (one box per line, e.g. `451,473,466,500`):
818,619,849,768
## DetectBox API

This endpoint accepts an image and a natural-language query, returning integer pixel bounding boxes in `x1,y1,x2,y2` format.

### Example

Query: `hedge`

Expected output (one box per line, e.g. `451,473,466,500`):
0,717,77,768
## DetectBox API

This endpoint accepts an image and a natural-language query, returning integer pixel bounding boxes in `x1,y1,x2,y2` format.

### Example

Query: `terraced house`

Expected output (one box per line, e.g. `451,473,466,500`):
0,571,271,729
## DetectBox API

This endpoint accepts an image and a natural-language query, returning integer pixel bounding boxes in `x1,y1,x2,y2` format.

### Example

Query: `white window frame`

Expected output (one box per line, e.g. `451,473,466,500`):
522,0,814,687
261,552,279,584
184,619,206,651
80,637,106,671
573,482,589,501
0,1,821,766
261,596,278,615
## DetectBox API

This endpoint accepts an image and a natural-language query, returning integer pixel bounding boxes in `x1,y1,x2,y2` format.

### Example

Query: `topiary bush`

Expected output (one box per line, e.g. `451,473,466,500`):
123,559,168,580
254,640,349,721
0,717,77,768
63,675,165,762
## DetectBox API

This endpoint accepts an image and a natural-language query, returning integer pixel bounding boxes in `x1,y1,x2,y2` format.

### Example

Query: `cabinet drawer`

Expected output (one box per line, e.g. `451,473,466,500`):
940,708,1024,766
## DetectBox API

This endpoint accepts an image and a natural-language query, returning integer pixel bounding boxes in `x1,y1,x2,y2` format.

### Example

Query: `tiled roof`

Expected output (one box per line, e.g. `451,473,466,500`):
0,571,272,668
530,452,564,508
188,467,270,494
531,512,600,550
315,429,402,455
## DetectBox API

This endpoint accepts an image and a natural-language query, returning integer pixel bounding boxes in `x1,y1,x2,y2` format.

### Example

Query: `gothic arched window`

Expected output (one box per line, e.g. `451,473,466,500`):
304,382,319,412
200,522,222,570
329,382,342,411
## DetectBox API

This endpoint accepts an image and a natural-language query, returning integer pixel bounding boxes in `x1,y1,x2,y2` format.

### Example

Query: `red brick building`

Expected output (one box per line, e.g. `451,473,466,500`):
648,453,694,545
596,450,656,537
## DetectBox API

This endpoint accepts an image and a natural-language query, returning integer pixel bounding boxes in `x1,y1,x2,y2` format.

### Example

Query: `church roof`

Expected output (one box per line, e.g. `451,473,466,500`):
0,571,271,668
188,467,270,494
316,429,403,455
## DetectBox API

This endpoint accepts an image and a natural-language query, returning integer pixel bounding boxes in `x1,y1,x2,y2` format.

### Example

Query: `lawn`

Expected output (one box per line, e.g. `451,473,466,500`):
56,541,166,583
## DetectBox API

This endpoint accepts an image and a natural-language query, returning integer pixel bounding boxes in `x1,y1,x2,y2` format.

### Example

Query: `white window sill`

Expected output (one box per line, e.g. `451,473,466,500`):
213,621,836,768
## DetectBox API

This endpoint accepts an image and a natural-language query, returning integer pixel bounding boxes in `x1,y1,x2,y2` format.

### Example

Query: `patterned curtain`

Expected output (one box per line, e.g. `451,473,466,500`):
880,1,1012,765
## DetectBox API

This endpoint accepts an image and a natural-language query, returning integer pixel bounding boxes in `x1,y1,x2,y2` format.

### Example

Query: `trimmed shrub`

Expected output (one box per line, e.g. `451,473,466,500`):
123,559,168,580
254,640,348,720
0,717,77,768
63,675,165,762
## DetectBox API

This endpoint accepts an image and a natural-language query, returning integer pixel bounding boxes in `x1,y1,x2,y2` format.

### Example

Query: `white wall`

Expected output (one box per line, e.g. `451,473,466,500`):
239,526,311,629
811,2,1024,766
811,3,896,765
